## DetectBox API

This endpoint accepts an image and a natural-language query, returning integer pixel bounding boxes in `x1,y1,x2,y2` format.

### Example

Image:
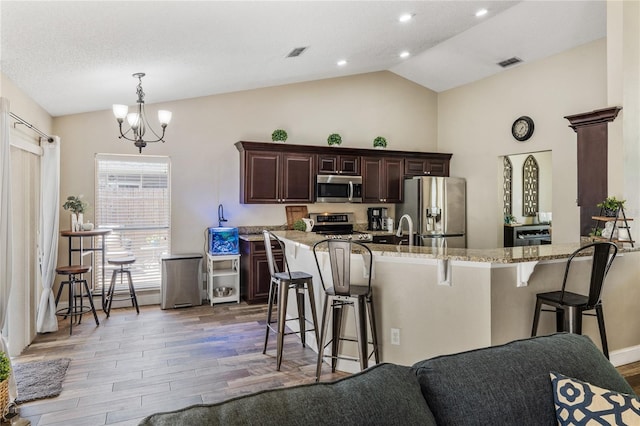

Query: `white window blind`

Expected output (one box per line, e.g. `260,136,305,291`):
95,154,171,291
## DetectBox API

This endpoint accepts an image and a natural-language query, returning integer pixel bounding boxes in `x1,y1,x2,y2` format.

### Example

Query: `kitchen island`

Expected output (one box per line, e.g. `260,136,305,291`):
269,231,640,371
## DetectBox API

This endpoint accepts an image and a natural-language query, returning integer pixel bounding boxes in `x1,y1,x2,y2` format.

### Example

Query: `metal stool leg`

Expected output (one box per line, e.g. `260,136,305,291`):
306,281,320,346
353,297,367,370
263,279,277,354
276,281,289,371
68,275,74,335
296,285,306,347
316,293,331,382
367,295,380,364
106,269,118,317
125,270,139,313
331,301,344,373
81,279,100,326
595,305,609,359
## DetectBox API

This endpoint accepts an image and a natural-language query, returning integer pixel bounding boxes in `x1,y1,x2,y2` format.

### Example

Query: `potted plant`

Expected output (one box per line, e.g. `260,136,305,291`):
373,136,387,149
293,219,306,231
327,133,342,146
271,129,288,143
63,195,88,231
597,196,625,217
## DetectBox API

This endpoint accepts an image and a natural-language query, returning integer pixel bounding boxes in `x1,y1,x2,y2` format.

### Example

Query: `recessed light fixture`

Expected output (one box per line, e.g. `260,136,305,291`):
400,51,410,59
399,13,414,23
337,59,347,66
475,8,488,17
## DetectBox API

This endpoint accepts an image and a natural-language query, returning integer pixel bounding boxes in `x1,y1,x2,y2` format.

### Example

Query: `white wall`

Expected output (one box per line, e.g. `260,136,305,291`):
53,71,439,254
438,39,607,249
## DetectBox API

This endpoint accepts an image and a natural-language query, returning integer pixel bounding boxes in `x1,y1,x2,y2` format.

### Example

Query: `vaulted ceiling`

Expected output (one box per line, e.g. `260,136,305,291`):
1,1,606,117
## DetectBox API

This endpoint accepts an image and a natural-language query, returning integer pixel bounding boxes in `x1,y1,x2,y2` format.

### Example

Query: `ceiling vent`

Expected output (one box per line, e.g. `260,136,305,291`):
286,47,308,58
497,57,523,68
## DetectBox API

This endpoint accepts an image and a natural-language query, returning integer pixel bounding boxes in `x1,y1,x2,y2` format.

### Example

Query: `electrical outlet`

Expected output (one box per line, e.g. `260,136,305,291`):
391,328,400,345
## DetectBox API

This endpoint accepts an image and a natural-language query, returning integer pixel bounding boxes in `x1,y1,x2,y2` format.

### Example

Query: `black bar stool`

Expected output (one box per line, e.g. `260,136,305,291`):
105,256,139,317
55,265,100,335
262,230,319,371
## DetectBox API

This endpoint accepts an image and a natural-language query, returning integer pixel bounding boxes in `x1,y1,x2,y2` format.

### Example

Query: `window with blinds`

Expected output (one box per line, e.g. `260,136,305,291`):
95,154,171,291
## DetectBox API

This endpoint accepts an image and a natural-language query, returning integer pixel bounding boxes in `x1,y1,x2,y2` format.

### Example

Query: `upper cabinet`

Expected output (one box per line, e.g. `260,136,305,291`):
238,147,315,204
317,154,360,175
404,157,450,177
362,157,403,203
235,141,451,204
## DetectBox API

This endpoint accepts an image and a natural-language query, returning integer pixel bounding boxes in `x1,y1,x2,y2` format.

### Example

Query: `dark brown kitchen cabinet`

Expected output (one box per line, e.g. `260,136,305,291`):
240,239,283,304
362,157,403,203
240,150,315,204
405,157,450,177
317,154,360,175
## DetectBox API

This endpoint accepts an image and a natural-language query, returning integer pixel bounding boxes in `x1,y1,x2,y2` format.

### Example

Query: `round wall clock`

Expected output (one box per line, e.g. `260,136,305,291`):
511,116,535,141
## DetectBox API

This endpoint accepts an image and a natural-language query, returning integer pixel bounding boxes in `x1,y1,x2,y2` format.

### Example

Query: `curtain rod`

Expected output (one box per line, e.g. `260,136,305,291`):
9,112,54,143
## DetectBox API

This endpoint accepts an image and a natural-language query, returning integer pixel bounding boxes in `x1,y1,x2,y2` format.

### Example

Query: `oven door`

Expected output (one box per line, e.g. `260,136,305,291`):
315,175,362,203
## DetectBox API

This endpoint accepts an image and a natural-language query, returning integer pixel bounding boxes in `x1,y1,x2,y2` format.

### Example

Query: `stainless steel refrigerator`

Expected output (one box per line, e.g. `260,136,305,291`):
396,176,466,248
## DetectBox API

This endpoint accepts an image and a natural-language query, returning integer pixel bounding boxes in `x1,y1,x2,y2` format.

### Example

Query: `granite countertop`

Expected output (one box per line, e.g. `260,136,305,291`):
244,230,639,265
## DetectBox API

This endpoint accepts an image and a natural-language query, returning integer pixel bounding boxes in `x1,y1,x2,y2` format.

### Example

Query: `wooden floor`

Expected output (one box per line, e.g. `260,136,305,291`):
11,302,640,426
12,302,346,426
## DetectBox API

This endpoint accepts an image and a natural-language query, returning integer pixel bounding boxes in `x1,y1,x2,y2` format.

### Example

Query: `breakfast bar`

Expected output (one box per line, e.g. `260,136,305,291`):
271,231,640,371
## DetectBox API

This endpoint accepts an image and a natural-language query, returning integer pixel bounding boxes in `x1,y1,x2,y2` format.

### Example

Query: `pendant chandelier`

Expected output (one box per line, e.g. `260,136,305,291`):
112,73,172,153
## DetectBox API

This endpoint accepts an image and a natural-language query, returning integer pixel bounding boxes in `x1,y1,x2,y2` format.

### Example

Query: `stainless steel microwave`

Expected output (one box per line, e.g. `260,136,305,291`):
315,175,363,203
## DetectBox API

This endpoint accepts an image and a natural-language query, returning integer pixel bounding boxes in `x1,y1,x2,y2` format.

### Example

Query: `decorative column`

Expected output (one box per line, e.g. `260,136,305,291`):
564,107,622,236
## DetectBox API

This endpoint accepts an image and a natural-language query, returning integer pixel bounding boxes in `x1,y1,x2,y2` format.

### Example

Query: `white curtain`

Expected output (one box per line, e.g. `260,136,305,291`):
36,136,59,333
0,98,18,401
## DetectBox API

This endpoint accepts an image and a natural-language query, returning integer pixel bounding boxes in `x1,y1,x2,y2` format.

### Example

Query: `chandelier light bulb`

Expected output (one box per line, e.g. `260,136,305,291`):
127,113,140,129
158,110,172,126
112,104,128,120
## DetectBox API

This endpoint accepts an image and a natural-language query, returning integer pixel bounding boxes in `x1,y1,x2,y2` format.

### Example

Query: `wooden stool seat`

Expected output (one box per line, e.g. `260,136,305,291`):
56,265,91,275
55,264,99,335
105,256,139,317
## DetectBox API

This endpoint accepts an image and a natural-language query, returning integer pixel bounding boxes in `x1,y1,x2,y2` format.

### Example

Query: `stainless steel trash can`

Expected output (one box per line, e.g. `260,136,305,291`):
161,253,203,309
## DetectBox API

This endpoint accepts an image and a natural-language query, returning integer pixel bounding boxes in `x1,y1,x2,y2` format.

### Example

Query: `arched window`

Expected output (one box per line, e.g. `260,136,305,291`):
523,155,539,216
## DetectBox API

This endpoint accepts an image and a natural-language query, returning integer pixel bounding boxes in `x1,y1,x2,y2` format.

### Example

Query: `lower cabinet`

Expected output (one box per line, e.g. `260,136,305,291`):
240,238,283,304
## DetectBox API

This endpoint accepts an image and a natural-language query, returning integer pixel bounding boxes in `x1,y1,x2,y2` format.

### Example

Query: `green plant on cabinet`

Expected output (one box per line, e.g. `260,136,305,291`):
373,136,387,149
271,129,288,143
327,133,342,146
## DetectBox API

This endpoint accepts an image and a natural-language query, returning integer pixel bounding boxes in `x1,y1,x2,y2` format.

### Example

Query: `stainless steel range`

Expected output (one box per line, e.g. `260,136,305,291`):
309,212,372,241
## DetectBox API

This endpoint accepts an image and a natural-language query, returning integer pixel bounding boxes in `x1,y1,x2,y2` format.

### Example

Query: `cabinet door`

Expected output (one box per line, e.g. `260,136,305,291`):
362,157,383,203
244,151,280,203
253,254,273,302
338,155,360,175
317,155,339,174
281,152,315,203
383,158,403,203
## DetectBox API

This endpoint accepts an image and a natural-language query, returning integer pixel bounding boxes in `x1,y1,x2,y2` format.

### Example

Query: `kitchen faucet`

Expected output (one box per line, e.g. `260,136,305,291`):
396,214,414,247
218,204,228,227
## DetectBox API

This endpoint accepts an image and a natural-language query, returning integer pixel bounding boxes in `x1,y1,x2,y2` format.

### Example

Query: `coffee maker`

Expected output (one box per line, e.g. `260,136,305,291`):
367,207,388,231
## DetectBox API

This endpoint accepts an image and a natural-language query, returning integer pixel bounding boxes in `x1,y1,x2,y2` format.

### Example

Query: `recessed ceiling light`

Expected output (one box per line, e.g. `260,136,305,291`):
337,59,347,66
475,8,488,17
399,13,414,23
400,51,410,59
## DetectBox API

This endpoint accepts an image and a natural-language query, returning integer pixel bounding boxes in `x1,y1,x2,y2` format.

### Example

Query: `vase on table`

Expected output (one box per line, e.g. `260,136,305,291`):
77,213,83,231
70,213,78,232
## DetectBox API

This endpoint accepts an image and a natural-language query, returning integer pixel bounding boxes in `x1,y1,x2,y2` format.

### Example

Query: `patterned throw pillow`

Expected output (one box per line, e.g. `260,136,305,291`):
551,372,640,425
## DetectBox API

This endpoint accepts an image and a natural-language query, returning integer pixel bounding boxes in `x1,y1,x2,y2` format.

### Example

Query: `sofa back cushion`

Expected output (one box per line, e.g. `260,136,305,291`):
140,363,436,426
411,333,634,426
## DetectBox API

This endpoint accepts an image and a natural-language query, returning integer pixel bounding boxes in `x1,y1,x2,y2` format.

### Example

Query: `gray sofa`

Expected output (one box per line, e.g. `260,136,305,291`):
140,333,635,425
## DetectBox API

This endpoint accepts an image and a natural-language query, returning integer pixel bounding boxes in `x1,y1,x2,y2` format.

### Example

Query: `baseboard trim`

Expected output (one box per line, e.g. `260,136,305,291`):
610,344,640,367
